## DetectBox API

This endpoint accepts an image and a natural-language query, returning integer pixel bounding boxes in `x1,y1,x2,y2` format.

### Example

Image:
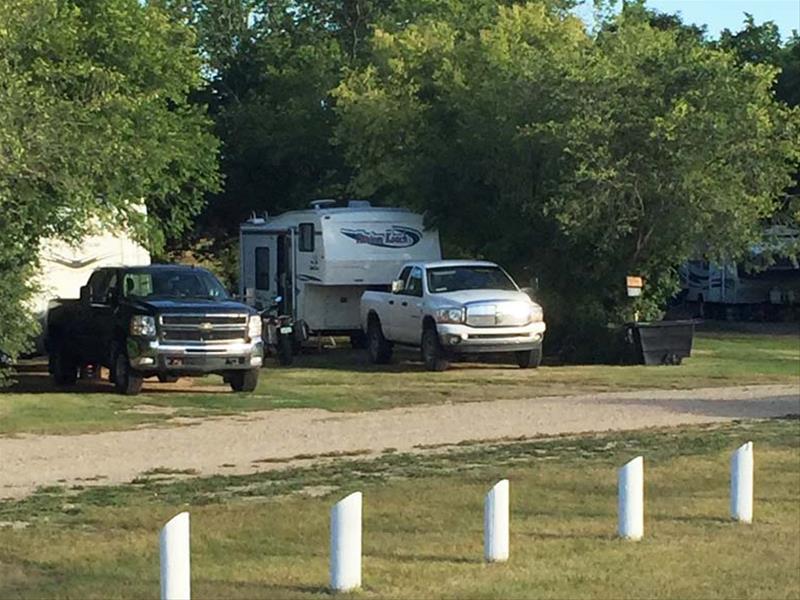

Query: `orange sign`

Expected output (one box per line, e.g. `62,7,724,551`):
626,276,643,288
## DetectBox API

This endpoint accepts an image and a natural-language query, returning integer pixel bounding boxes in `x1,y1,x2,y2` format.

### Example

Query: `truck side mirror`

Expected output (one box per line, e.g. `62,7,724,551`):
391,279,404,294
79,285,90,305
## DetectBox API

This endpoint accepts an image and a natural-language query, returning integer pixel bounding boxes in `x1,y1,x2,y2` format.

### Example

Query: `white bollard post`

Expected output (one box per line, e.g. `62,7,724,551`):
618,456,644,541
160,512,191,600
484,479,510,562
330,492,362,593
731,441,754,523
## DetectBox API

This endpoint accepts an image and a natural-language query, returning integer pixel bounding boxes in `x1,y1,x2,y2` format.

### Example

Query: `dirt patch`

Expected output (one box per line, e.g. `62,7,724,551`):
0,384,797,500
124,404,179,416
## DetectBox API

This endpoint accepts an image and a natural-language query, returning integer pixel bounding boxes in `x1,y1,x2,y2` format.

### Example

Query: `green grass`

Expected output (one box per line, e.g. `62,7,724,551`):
1,330,798,436
0,419,798,599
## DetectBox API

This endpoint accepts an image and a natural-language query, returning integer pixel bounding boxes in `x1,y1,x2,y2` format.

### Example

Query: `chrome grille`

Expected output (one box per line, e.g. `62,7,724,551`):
158,313,248,344
465,302,530,328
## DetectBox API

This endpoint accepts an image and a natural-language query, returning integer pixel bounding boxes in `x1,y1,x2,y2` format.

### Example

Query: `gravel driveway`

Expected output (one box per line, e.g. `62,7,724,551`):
1,384,798,499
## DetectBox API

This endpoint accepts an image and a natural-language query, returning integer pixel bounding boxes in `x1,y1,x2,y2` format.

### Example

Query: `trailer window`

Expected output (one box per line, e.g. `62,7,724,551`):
255,247,270,291
299,223,315,252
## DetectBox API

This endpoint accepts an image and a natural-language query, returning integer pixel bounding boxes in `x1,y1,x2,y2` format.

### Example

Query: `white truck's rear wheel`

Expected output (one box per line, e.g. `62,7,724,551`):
367,319,393,364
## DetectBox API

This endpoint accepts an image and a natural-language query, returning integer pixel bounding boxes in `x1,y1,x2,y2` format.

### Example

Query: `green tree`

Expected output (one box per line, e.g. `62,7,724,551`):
0,0,220,382
334,3,800,359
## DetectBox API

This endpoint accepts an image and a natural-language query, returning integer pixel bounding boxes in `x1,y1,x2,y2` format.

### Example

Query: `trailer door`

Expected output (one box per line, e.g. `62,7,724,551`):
241,231,278,310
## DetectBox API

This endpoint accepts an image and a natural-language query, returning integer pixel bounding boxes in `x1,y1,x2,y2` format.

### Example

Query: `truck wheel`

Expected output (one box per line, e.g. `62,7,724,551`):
52,346,78,385
113,351,143,395
277,335,294,366
421,328,449,372
229,368,259,392
350,331,368,350
367,319,393,364
516,348,542,369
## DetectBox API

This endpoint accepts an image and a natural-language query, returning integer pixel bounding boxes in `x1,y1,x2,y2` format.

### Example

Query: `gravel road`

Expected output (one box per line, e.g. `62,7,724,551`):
1,384,798,500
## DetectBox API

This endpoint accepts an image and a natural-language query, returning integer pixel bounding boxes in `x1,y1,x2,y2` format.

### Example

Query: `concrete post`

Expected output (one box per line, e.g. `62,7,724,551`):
484,479,510,562
731,442,754,523
618,456,644,540
160,512,191,600
330,492,362,592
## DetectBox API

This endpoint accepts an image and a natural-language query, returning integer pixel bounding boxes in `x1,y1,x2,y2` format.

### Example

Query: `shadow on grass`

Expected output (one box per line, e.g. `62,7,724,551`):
595,395,800,422
3,360,230,395
515,530,615,542
367,550,479,565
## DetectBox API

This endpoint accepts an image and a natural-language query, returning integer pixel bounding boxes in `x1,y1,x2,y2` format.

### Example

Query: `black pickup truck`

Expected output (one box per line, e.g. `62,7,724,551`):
46,264,264,395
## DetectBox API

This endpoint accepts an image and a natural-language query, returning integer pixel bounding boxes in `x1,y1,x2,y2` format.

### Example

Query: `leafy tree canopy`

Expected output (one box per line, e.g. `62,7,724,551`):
333,2,800,348
0,0,219,381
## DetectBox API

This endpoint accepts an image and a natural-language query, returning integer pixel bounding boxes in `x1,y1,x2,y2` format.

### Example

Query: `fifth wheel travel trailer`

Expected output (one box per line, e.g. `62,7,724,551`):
680,226,800,319
31,231,151,353
239,200,442,344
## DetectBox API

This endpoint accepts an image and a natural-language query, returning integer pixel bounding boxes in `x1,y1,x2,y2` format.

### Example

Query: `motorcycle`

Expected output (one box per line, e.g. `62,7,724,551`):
261,296,296,366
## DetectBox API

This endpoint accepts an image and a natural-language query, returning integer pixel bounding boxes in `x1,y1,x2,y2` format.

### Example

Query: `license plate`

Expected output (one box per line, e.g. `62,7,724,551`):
280,326,293,334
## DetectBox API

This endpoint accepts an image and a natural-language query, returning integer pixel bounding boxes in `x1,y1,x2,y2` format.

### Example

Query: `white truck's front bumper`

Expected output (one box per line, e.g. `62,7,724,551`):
436,321,546,353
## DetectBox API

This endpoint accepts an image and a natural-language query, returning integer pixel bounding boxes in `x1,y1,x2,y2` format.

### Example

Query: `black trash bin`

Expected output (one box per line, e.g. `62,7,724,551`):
626,320,698,366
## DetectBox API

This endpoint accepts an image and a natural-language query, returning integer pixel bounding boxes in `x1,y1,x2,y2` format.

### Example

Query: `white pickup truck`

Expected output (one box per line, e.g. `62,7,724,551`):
360,260,546,370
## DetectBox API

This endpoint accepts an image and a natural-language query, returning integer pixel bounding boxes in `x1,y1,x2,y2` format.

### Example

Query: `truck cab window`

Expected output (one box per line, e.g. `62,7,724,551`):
88,270,115,304
299,223,315,252
395,267,412,293
255,247,270,290
403,267,423,297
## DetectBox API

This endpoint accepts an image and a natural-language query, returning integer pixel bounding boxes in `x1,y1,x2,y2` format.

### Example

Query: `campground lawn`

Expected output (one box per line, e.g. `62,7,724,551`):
0,327,798,436
0,419,798,599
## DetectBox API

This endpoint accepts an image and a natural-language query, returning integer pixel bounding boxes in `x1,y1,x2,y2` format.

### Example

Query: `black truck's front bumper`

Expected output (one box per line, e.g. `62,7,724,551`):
127,338,263,375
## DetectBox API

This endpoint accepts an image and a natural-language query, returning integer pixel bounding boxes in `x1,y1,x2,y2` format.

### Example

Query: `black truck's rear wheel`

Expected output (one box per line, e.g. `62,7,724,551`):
229,368,259,392
52,345,78,385
113,351,143,395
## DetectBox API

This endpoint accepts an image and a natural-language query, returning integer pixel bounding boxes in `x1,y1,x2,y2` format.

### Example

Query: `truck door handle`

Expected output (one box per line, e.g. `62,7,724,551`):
401,301,408,307
388,300,394,305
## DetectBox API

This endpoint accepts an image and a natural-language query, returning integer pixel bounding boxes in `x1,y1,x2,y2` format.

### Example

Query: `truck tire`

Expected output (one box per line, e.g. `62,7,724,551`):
229,368,259,392
421,328,449,371
52,345,78,385
113,350,143,395
277,334,294,366
350,331,368,350
516,348,542,369
367,318,393,364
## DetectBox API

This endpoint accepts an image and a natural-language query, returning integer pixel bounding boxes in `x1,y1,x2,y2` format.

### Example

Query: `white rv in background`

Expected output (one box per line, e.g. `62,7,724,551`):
239,200,442,341
31,231,150,352
680,226,800,318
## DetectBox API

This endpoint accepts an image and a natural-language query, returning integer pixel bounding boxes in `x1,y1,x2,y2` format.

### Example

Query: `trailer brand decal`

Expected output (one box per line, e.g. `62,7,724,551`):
340,226,422,248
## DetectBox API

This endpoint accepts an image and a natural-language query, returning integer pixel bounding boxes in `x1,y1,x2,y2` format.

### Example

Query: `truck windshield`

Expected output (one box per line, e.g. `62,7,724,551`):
122,269,229,299
426,266,518,293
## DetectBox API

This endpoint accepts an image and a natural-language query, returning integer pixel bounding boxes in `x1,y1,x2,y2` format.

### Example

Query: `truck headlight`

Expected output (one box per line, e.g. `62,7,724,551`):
528,304,544,323
130,315,156,337
435,308,465,324
248,314,263,339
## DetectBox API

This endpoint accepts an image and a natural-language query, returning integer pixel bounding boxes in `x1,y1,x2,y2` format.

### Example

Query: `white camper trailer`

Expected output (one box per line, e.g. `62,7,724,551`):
31,231,151,352
239,200,442,341
679,226,800,318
